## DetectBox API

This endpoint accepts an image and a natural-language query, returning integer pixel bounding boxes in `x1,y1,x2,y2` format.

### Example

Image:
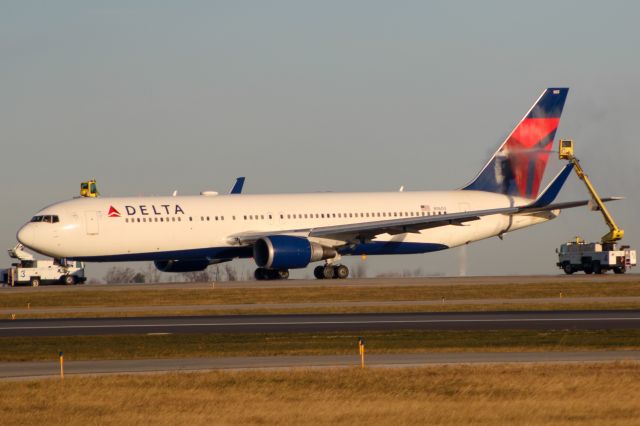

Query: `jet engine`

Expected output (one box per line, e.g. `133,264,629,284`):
253,235,336,269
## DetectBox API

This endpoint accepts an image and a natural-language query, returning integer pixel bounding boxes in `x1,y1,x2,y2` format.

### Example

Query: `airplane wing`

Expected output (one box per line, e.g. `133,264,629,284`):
226,164,621,245
228,196,620,246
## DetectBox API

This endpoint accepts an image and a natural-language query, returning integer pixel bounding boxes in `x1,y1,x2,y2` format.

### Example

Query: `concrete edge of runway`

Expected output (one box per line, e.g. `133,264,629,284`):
3,351,640,381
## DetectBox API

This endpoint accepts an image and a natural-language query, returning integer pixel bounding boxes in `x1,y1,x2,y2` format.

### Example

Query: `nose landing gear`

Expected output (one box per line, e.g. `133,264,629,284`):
314,264,349,280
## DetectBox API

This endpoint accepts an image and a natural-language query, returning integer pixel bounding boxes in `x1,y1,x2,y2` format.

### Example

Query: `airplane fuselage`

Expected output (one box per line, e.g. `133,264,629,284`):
17,190,557,262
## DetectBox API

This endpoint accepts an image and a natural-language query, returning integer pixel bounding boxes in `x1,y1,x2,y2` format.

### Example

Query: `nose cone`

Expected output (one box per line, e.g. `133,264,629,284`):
17,225,35,249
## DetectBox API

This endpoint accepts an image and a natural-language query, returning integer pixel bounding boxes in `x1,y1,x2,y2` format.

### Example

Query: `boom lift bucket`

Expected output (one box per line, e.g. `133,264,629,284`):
80,179,99,198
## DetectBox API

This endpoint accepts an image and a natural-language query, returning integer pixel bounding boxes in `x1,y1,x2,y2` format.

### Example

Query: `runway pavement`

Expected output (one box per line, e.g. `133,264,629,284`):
2,310,640,337
2,351,640,380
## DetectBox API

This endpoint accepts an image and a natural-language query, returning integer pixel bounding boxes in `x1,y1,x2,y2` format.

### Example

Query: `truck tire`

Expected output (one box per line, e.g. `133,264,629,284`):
584,266,593,274
30,277,41,287
563,263,574,275
592,262,603,274
62,275,76,285
614,266,626,274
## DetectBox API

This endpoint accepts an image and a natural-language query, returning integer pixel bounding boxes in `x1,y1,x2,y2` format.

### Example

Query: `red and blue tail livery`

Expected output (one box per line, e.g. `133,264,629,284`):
463,88,569,199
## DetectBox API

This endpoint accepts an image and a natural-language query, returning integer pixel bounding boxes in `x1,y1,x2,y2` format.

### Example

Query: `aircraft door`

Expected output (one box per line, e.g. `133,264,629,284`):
85,211,100,235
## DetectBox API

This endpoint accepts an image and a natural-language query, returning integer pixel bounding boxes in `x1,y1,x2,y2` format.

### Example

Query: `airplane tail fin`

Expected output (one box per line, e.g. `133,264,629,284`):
462,88,569,199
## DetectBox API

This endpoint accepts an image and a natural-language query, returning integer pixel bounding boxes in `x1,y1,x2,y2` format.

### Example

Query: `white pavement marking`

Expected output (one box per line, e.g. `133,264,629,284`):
2,316,640,331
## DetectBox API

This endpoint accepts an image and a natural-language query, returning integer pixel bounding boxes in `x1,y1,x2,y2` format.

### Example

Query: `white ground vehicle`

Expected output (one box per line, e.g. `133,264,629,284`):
1,244,86,287
557,238,636,274
555,140,635,275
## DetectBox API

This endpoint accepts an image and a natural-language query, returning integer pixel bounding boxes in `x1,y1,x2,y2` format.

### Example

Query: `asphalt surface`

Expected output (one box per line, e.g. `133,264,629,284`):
2,274,638,292
2,296,640,316
2,310,640,337
3,351,640,380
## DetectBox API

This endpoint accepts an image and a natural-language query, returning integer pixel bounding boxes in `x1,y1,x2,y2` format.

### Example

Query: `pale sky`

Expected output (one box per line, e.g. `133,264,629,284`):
2,1,639,279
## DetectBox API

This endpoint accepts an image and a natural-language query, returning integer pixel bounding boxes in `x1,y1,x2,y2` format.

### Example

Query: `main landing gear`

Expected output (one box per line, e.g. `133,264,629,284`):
254,268,290,281
314,264,349,280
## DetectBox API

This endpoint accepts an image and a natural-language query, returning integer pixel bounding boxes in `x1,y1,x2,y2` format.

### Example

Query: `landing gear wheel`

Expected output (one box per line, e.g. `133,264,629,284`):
322,265,335,279
255,268,290,281
277,269,290,280
254,268,266,281
30,277,41,287
314,265,325,279
563,264,574,275
62,275,76,285
334,265,349,279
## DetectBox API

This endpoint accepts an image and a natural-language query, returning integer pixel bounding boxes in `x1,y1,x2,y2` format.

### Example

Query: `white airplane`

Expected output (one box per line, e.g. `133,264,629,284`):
16,88,612,280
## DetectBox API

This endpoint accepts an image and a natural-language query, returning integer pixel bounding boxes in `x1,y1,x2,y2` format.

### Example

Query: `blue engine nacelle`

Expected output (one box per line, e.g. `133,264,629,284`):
253,236,337,270
154,259,210,273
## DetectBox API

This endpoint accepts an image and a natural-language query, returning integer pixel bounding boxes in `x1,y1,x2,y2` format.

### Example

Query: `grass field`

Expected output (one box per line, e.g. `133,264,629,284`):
2,281,640,310
3,329,640,361
2,363,640,425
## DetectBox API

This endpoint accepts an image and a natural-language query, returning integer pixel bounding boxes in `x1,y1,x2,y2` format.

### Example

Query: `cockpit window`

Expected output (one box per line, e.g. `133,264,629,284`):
31,215,59,223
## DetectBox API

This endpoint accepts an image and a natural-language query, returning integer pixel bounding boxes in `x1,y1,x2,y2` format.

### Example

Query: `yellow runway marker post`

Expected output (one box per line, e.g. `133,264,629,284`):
358,337,366,369
59,351,64,379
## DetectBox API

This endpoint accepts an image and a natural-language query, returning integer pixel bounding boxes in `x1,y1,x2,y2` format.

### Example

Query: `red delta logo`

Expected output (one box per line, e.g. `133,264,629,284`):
108,206,121,217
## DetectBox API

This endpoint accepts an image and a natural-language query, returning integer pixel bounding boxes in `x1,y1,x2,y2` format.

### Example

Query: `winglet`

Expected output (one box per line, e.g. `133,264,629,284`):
526,163,574,209
229,177,246,194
